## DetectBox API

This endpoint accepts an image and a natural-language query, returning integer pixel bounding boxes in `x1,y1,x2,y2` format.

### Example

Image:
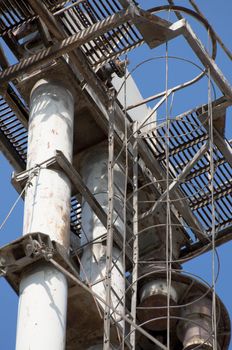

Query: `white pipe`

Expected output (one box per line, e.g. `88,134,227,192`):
22,79,74,247
16,263,68,350
16,79,74,350
78,143,125,326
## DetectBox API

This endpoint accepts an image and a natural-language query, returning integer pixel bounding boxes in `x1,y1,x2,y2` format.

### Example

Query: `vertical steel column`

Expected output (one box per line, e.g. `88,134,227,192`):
78,93,124,348
15,79,74,350
130,122,139,349
103,90,115,350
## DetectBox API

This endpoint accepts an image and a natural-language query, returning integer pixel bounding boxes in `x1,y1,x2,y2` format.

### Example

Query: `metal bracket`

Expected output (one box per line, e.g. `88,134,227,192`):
0,232,79,293
12,150,134,266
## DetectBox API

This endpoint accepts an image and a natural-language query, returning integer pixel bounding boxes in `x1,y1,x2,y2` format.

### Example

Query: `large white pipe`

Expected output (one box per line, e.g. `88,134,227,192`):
16,79,74,350
78,143,125,326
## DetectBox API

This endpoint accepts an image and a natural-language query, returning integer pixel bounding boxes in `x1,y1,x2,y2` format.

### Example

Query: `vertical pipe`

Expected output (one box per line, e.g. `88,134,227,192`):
79,142,124,339
15,79,74,350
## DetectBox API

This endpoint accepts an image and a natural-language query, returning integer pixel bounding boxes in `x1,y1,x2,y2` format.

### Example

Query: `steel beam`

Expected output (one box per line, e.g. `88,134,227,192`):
212,129,232,169
196,103,232,169
180,224,232,261
3,91,28,128
103,92,115,350
130,122,139,349
189,0,232,60
183,22,232,100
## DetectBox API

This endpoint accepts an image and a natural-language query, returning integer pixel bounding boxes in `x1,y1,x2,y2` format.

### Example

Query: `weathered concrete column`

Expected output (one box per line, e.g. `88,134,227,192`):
78,143,124,328
16,79,74,350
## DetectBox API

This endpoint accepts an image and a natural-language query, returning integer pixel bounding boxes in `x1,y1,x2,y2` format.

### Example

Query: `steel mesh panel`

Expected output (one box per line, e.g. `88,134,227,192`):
145,110,232,234
58,0,143,67
0,0,69,35
0,88,28,162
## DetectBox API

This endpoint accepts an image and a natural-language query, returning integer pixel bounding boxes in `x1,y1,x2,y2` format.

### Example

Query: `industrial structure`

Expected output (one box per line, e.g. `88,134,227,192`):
0,0,231,349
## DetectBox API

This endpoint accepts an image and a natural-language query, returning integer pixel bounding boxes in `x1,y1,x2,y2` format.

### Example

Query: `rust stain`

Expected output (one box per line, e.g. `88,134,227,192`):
60,211,70,245
51,129,58,135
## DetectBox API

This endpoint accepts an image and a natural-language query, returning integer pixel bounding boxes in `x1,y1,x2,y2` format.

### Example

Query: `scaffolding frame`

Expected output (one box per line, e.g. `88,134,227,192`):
0,1,231,349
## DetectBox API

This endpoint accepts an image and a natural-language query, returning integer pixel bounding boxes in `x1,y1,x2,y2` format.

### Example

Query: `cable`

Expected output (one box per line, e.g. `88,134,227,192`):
0,165,40,232
208,67,218,350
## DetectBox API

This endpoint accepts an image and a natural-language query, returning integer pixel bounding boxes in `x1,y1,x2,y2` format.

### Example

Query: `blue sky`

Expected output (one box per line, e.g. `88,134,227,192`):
0,1,232,349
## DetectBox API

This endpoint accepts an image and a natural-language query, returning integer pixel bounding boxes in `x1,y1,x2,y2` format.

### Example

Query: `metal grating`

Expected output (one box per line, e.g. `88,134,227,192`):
59,0,143,68
0,0,68,35
0,0,144,70
144,110,232,237
0,86,27,163
70,196,82,235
